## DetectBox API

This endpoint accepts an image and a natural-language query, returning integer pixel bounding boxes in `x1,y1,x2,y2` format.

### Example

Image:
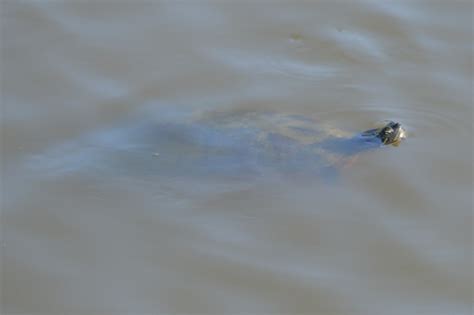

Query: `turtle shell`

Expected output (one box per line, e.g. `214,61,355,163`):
151,110,356,178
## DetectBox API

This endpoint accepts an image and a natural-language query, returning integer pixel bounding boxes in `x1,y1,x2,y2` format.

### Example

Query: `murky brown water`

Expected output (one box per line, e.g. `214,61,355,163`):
2,1,472,314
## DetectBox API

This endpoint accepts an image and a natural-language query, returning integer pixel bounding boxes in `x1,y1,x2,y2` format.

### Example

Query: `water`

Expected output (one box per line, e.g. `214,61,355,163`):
2,1,472,314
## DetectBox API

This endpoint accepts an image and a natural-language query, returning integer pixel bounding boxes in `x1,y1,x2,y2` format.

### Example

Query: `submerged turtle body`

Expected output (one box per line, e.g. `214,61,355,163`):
151,110,405,178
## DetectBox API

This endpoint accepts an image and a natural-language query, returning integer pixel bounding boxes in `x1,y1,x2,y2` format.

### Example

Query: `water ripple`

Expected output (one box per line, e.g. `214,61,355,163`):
309,104,471,140
208,48,339,81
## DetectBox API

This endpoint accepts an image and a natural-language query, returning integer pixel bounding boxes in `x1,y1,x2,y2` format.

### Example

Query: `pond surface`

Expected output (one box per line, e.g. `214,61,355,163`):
2,1,472,314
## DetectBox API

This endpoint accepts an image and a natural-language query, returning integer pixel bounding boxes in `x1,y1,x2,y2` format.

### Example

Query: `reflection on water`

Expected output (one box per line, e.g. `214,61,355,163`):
2,1,472,314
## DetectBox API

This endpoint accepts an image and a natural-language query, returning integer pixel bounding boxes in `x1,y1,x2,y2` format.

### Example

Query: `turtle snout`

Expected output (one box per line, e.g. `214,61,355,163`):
395,124,407,140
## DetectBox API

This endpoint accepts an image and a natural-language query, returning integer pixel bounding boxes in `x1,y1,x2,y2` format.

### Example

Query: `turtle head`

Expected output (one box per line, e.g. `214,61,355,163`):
361,121,406,146
374,121,406,146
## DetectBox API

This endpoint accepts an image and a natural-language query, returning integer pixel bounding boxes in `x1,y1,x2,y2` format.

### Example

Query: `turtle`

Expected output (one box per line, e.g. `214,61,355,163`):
28,109,406,180
148,110,406,179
